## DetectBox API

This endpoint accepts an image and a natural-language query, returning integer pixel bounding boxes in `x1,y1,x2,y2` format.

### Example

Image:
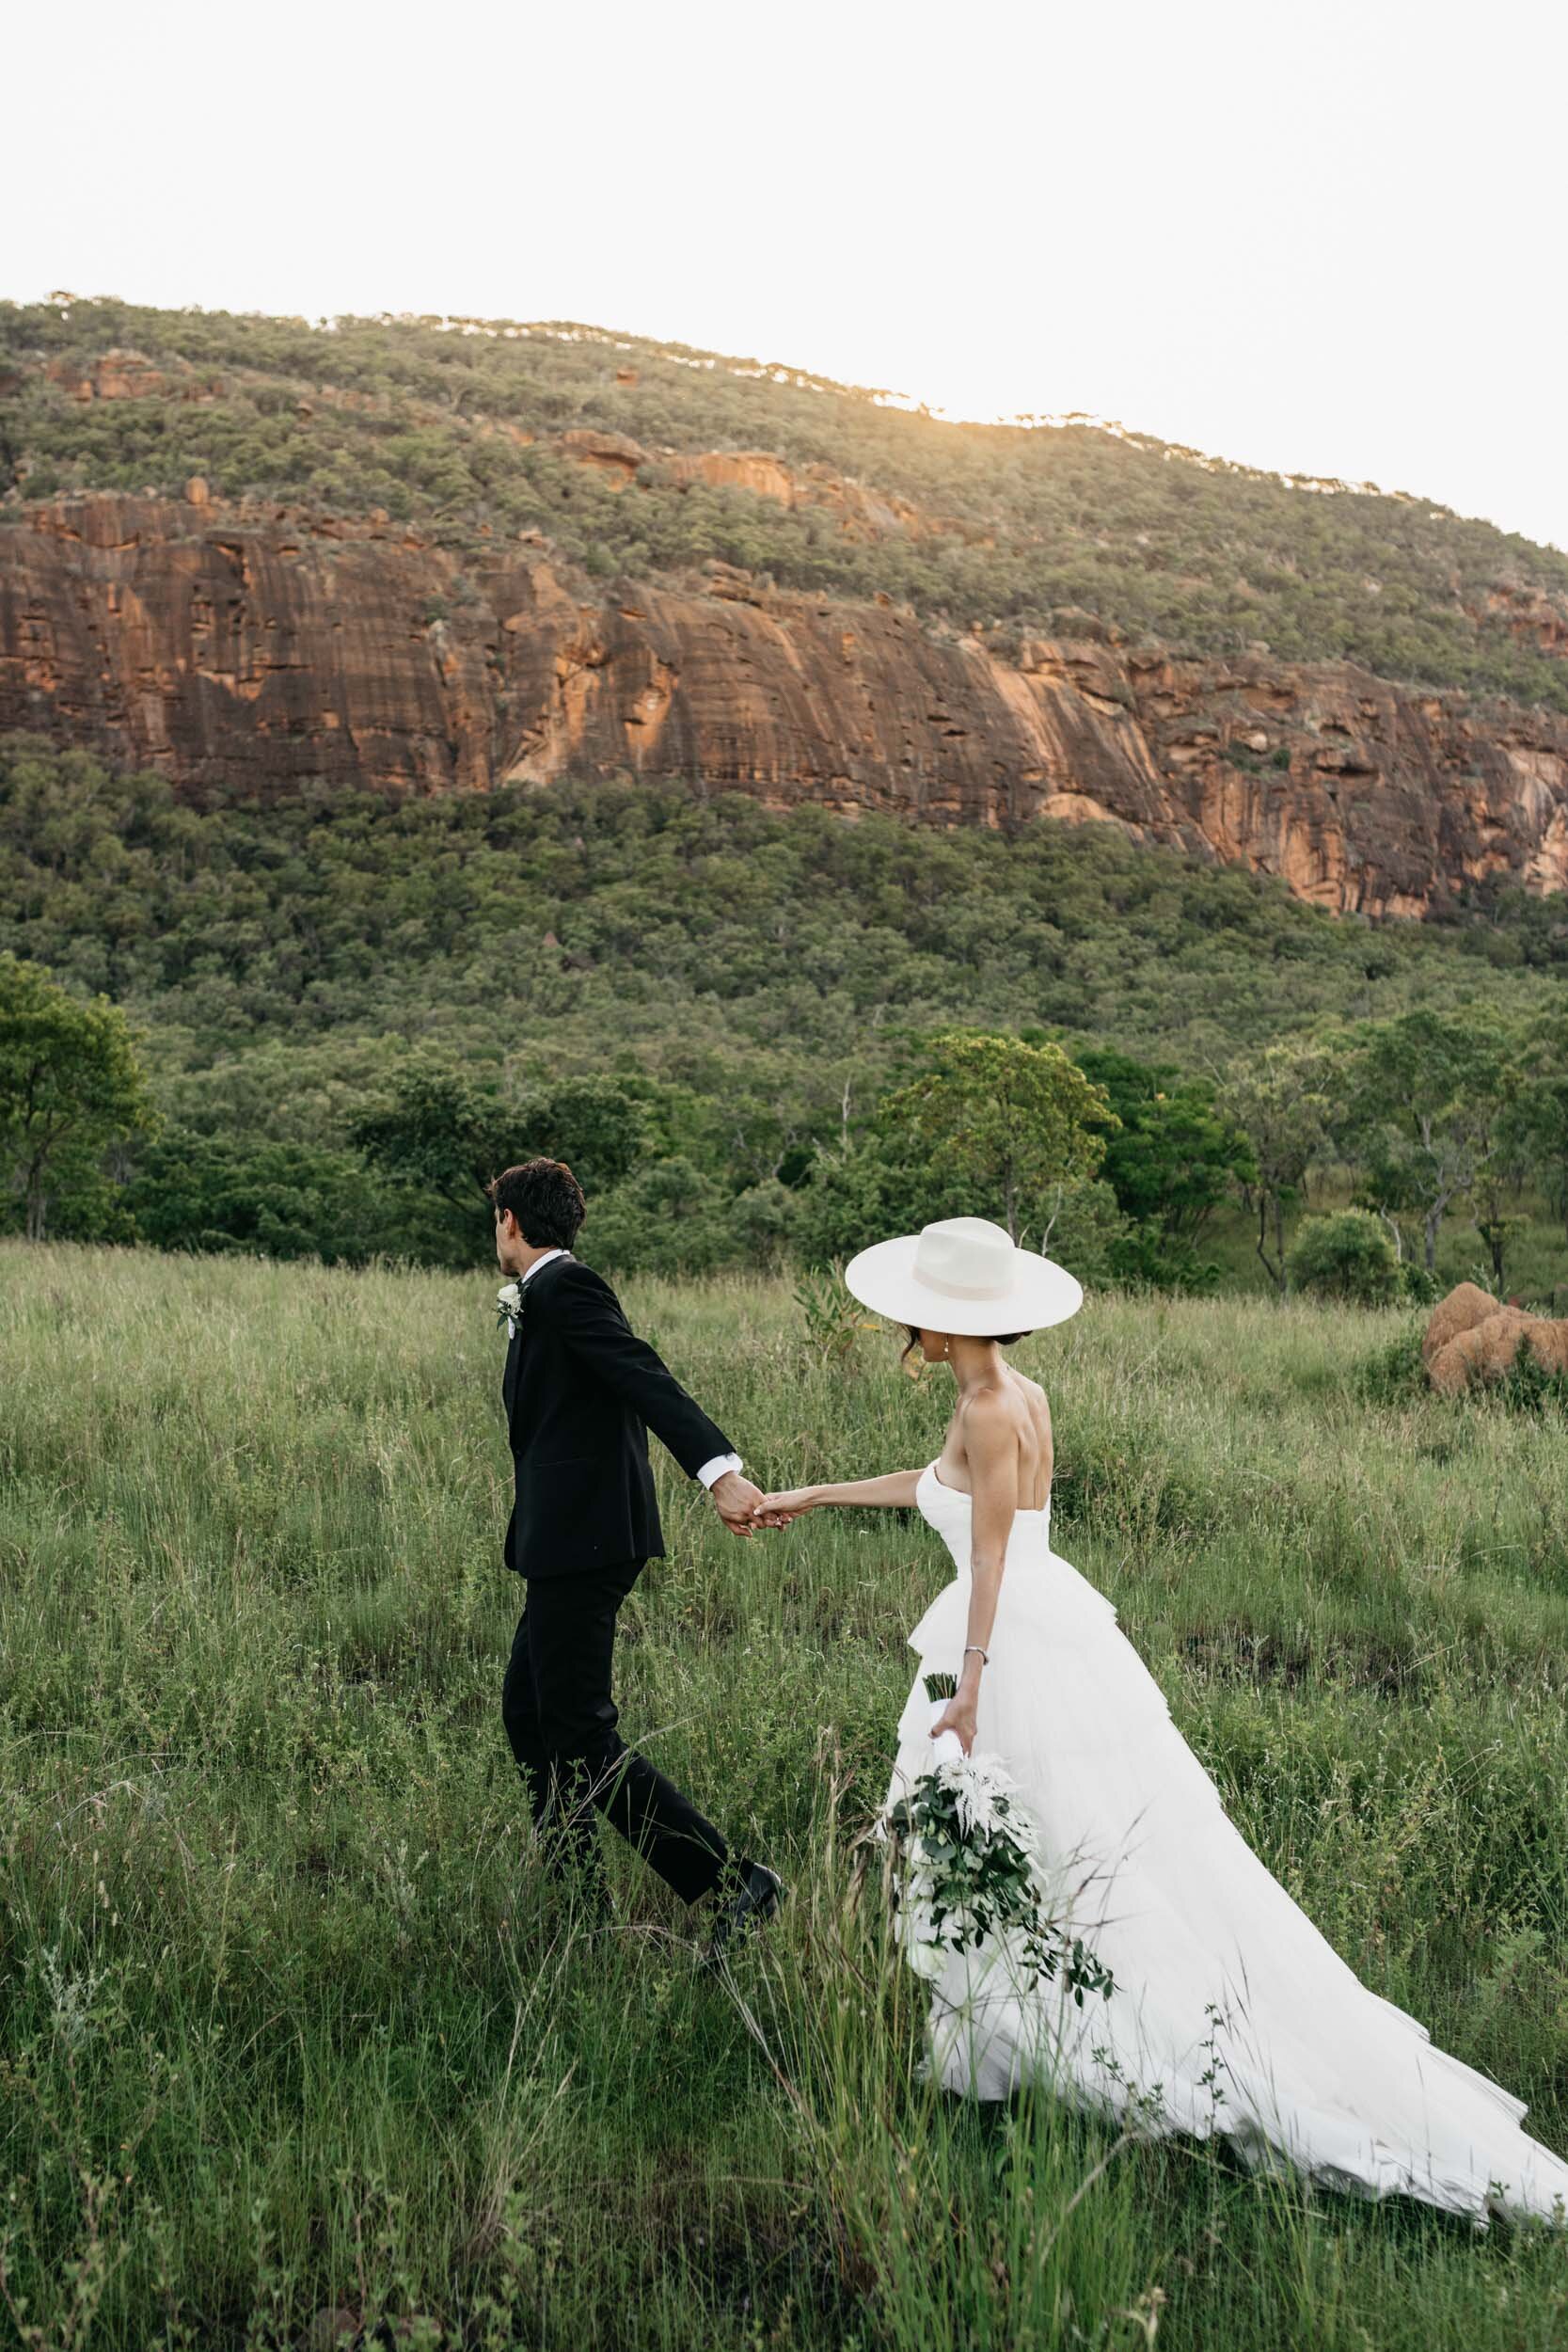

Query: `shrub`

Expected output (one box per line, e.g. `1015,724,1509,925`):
1497,1347,1568,1415
578,1156,727,1276
722,1178,800,1271
122,1127,391,1263
1287,1209,1402,1306
1352,1320,1428,1403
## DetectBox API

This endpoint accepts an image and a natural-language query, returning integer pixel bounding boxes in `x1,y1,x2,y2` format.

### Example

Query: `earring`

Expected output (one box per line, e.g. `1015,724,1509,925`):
942,1336,951,1359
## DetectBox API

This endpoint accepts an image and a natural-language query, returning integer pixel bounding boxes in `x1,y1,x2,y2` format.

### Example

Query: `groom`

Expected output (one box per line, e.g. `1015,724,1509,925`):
488,1156,784,1955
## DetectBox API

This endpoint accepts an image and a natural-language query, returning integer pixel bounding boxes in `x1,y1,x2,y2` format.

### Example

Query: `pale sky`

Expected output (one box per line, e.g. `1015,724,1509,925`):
12,0,1566,551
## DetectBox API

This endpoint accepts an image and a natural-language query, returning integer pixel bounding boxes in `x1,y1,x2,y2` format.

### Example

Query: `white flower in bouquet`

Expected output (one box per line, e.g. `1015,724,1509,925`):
934,1749,1021,1844
884,1691,1116,2007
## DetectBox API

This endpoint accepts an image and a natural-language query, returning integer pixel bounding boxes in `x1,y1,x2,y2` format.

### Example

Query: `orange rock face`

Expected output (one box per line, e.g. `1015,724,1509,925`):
1424,1284,1568,1392
557,429,648,485
662,449,934,540
43,346,227,405
1470,581,1568,659
3,487,1568,914
0,496,501,796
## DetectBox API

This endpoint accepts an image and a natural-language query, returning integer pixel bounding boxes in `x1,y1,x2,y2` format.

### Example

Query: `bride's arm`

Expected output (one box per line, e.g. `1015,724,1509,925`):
751,1468,924,1519
932,1396,1018,1755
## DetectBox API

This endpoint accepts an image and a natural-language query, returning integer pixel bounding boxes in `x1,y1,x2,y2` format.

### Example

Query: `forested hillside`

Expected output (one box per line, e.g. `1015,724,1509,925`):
6,733,1568,1299
5,300,1568,1298
5,296,1568,710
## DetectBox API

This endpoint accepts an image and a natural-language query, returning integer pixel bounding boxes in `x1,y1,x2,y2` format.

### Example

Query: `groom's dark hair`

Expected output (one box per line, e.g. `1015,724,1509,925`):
486,1157,586,1248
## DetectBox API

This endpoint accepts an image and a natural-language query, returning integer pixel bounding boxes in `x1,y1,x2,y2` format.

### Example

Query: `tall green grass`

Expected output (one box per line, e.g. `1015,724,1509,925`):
4,1243,1568,2348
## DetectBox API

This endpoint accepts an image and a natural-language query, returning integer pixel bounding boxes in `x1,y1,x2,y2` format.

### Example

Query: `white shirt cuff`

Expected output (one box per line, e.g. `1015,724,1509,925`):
696,1452,742,1489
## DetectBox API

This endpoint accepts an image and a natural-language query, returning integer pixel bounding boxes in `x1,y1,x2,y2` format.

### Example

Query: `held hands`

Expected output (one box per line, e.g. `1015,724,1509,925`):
706,1472,812,1536
708,1470,795,1537
709,1470,765,1536
748,1487,816,1528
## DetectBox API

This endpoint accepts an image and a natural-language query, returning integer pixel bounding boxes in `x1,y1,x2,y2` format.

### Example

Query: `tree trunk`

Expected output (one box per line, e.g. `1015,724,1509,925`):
1255,1191,1287,1295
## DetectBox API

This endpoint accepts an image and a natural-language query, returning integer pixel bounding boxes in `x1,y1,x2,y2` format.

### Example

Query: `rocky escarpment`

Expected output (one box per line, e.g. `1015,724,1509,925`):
13,344,982,547
4,489,1568,916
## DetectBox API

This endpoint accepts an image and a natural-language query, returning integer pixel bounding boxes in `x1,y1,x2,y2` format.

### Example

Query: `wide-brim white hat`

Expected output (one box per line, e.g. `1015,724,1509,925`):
844,1216,1084,1336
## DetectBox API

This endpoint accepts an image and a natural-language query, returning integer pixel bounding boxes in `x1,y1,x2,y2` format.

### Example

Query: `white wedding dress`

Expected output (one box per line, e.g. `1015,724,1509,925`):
882,1460,1568,2227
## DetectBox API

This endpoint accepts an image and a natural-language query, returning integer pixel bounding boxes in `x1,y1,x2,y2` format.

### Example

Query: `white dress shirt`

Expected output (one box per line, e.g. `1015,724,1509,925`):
517,1248,741,1490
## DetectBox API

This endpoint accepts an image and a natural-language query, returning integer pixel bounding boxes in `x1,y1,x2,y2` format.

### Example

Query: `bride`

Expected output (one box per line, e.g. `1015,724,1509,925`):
754,1216,1568,2229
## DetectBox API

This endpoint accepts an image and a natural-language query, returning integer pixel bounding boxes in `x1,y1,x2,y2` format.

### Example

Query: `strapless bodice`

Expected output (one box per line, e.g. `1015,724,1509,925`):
903,1454,1116,1691
915,1457,1052,1565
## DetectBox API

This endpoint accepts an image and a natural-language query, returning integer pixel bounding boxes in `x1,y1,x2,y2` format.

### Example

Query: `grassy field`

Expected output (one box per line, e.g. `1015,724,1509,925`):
5,1244,1568,2350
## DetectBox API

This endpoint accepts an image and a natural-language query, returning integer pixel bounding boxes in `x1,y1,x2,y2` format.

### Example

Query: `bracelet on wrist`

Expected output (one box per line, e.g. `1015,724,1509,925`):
963,1644,989,1666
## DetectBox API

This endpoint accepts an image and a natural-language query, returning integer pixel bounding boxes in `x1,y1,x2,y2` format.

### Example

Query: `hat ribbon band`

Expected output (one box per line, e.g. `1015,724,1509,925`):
913,1266,1013,1300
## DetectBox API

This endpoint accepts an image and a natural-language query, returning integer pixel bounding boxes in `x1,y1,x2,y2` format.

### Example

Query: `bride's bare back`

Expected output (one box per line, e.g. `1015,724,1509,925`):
934,1363,1053,1514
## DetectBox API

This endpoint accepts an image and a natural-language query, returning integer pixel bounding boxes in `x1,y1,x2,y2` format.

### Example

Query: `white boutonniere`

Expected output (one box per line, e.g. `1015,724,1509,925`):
497,1280,524,1336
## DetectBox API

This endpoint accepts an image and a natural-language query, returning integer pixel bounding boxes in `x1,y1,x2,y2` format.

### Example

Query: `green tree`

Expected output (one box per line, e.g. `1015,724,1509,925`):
1509,1015,1568,1246
582,1156,727,1276
1468,1057,1530,1292
124,1127,384,1263
508,1073,652,1196
350,1061,508,1210
878,1030,1113,1245
1072,1045,1253,1289
1338,1010,1524,1275
1033,1174,1132,1288
1219,1039,1335,1295
795,1132,951,1268
721,1178,801,1270
0,954,152,1239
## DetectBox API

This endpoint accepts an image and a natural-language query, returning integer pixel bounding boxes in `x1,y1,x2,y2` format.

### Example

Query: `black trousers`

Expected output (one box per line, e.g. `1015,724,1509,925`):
500,1556,730,1907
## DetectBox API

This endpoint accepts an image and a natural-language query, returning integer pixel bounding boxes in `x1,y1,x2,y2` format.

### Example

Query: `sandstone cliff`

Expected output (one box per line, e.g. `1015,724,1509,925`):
4,489,1567,916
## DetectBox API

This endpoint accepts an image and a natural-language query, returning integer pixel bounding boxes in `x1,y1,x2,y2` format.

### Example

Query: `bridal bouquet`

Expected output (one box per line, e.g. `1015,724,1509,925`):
884,1680,1115,2008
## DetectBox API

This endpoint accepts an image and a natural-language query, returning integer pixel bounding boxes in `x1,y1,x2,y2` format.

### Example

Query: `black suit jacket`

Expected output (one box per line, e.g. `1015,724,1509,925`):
502,1253,733,1577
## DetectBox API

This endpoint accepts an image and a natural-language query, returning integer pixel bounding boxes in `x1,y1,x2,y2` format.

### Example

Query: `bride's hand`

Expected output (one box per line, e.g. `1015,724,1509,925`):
931,1697,978,1756
751,1487,815,1526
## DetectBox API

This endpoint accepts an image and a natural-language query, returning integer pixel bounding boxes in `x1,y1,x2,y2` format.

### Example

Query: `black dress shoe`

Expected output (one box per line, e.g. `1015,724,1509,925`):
702,1856,785,1967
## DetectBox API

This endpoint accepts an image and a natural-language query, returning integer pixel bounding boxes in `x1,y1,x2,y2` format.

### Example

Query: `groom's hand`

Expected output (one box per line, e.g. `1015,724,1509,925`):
751,1488,812,1526
709,1469,770,1537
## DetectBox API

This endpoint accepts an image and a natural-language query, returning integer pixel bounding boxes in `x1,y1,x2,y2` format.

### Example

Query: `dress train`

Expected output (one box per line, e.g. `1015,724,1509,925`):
882,1462,1568,2228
